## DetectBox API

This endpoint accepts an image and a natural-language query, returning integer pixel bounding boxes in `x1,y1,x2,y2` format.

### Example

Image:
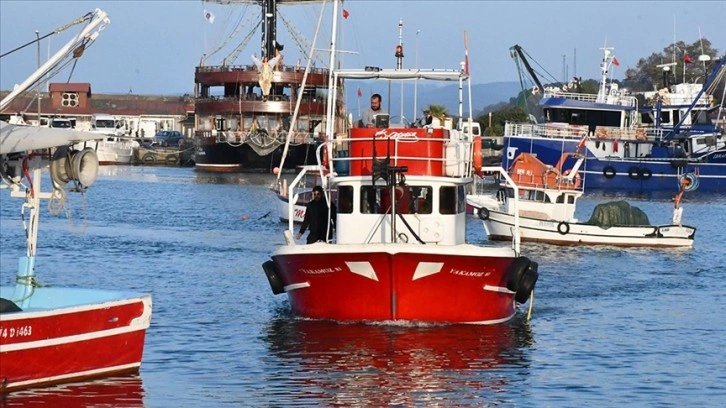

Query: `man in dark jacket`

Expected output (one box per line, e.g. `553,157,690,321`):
296,186,336,244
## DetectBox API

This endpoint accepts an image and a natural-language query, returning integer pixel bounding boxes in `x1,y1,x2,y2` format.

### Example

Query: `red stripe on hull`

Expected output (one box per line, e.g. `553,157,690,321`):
272,252,516,324
0,330,147,393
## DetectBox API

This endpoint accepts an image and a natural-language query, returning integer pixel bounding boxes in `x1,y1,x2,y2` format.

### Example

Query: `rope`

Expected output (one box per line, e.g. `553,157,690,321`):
48,187,66,215
0,12,89,58
526,290,534,321
13,275,47,303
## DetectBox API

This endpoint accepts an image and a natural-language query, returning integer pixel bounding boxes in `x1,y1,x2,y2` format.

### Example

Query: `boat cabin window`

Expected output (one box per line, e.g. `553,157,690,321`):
337,186,353,214
556,194,575,204
671,110,680,124
360,185,432,214
692,110,710,125
439,186,466,215
526,190,549,202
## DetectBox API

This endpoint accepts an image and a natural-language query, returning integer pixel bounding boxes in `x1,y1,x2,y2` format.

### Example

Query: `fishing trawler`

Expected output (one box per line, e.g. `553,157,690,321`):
261,3,539,324
503,45,726,192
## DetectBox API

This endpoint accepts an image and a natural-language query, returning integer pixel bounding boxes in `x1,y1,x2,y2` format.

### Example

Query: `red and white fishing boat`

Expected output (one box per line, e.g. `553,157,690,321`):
0,9,152,393
262,4,538,324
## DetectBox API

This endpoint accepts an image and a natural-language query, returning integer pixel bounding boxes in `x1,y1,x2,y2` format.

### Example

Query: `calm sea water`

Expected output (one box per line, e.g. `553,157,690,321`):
1,166,725,407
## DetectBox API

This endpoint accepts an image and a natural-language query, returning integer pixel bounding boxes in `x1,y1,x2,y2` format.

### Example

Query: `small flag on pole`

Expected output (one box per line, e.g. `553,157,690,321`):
612,57,620,66
342,9,350,19
684,53,693,64
203,9,215,24
357,87,362,98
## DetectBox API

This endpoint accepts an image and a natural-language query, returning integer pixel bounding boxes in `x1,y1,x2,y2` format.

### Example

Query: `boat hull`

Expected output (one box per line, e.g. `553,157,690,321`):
0,288,152,393
503,136,726,192
275,192,307,223
481,210,695,247
194,140,319,173
270,244,525,324
73,140,135,165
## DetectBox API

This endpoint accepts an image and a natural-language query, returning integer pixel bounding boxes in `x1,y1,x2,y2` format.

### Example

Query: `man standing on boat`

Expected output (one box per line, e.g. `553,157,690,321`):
296,186,336,244
359,93,387,127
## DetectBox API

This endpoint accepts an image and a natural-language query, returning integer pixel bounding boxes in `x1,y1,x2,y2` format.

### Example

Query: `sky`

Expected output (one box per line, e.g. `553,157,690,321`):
1,1,724,96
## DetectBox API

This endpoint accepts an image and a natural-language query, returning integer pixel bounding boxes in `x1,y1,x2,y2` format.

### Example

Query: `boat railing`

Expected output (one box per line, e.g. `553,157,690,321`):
481,166,521,254
195,64,329,76
505,122,665,142
285,163,330,234
504,122,588,139
543,90,638,107
195,94,293,103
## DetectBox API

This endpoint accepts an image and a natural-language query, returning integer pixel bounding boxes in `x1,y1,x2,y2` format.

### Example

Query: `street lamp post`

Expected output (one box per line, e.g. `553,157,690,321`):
413,29,420,122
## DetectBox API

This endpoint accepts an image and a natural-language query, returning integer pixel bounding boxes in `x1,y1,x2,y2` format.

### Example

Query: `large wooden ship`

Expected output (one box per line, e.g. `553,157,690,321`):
194,0,337,172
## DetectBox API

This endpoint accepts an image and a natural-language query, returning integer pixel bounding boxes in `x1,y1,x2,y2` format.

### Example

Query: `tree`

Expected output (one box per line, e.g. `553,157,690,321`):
476,105,528,136
423,104,449,122
622,38,720,92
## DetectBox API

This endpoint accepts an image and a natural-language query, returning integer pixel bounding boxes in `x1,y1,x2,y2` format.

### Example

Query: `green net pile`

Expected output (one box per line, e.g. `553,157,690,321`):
587,200,650,227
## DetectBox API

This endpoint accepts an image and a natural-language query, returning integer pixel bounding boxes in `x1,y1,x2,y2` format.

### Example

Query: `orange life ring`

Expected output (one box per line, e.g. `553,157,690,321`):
473,136,482,173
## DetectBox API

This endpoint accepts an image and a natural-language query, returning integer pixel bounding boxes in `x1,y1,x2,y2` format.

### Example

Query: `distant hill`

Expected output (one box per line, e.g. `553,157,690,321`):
344,81,521,121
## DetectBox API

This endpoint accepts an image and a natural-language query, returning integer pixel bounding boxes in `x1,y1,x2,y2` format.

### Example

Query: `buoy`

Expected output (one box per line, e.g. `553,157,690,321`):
241,214,249,220
273,167,280,175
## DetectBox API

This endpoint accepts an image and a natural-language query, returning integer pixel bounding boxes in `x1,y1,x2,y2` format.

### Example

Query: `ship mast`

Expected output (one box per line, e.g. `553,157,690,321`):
261,0,278,59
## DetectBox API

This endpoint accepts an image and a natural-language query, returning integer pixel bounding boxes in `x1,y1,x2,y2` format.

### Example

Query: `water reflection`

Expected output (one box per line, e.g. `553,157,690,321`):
1,375,145,408
263,315,534,405
193,171,275,186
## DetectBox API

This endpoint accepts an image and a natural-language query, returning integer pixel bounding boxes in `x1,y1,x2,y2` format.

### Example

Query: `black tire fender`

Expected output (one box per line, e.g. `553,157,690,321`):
557,221,570,235
628,166,640,180
262,260,285,295
639,168,652,180
602,165,616,179
478,207,490,221
515,263,539,304
506,257,532,293
142,152,156,164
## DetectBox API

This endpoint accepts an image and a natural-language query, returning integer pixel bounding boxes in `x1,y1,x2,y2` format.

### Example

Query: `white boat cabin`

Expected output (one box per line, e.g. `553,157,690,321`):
495,184,582,223
332,176,468,245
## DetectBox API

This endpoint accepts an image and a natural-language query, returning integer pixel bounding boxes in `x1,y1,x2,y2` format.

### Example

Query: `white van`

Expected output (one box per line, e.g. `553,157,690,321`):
49,118,74,129
91,113,120,136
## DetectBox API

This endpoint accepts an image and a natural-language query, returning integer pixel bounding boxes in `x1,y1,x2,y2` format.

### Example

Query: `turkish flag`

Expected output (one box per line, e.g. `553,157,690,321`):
612,57,620,66
342,9,350,19
684,53,693,64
